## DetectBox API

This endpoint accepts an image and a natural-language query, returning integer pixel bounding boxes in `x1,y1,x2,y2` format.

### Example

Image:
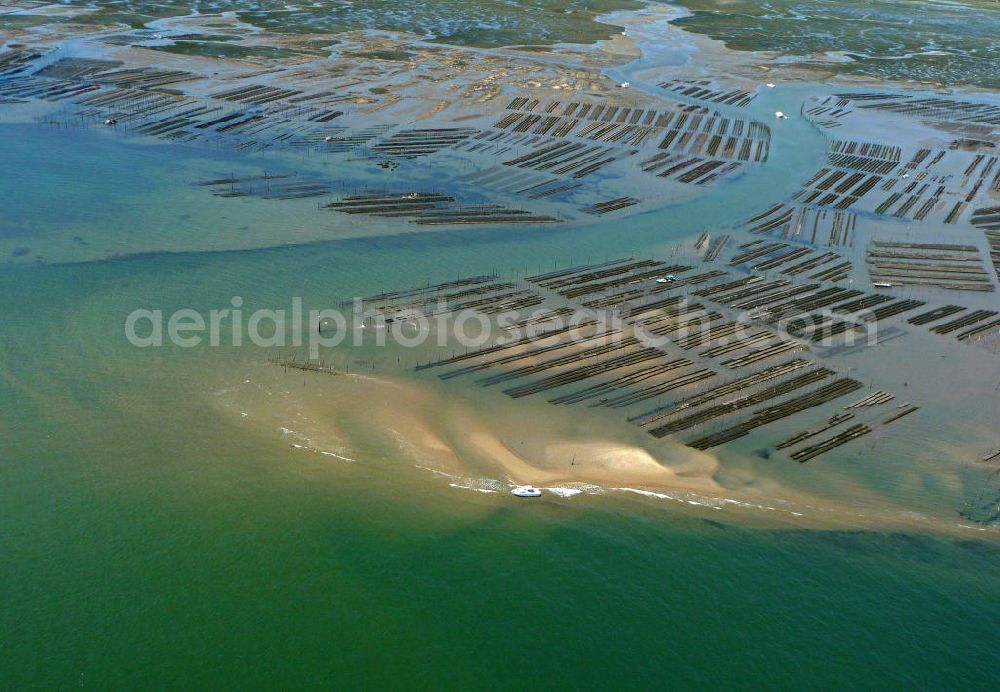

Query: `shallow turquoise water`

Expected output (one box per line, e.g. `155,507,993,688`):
2,109,1000,687
4,3,1000,677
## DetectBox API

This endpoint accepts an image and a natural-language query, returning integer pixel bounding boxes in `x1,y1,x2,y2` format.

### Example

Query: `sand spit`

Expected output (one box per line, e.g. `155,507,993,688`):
214,362,721,492
208,361,999,536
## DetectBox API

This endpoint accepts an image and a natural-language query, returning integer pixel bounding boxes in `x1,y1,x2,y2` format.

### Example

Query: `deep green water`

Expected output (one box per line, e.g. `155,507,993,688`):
6,0,1000,674
2,103,1000,688
5,408,1000,688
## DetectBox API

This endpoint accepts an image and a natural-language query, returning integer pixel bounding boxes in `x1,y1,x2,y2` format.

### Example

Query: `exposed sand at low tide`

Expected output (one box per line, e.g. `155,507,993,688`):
213,362,722,491
207,361,998,536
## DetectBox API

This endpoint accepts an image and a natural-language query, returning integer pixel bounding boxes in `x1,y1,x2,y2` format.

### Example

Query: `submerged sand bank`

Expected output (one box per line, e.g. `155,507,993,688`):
207,361,998,536
214,362,721,491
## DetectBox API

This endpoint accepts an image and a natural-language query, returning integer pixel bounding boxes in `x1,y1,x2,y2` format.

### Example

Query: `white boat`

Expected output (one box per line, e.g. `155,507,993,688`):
511,485,541,498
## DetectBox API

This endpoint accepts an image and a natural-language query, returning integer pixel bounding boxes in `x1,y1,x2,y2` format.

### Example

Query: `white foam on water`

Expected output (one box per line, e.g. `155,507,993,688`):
414,465,504,494
319,450,357,463
957,523,989,532
543,487,583,498
411,466,824,521
617,487,671,500
279,425,356,462
449,483,497,494
414,464,458,479
614,487,822,517
615,487,722,510
540,483,605,498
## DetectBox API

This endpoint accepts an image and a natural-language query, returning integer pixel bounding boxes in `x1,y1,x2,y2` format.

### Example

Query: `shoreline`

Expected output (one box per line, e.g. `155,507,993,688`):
3,1,999,535
210,360,1000,538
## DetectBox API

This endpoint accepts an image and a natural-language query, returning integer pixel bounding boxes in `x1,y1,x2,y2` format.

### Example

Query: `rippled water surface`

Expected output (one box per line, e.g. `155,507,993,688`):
4,0,1000,687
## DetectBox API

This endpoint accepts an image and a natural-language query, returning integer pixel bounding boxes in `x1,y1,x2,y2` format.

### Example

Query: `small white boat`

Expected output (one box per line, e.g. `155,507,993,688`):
872,281,895,288
511,485,541,498
775,111,787,119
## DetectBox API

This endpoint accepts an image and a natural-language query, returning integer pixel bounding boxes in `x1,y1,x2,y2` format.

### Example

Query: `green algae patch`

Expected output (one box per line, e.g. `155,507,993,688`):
672,0,1000,89
150,41,301,60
